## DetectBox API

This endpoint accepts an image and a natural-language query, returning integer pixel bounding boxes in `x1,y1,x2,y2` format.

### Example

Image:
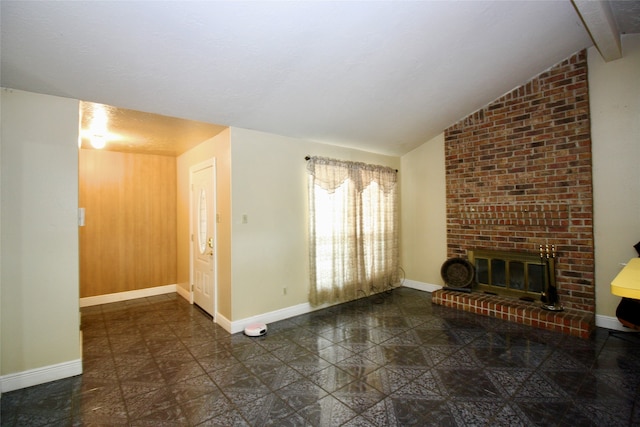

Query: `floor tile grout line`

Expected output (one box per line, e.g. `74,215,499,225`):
102,303,137,426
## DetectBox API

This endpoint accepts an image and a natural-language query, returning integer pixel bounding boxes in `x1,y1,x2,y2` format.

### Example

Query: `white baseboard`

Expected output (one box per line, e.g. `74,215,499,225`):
0,359,82,393
216,312,232,333
175,284,191,302
402,279,442,293
228,302,325,335
596,314,640,332
79,284,177,307
227,285,439,335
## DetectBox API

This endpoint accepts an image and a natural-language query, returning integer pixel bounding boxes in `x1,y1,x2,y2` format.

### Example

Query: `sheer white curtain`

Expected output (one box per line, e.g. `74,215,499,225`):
307,156,399,306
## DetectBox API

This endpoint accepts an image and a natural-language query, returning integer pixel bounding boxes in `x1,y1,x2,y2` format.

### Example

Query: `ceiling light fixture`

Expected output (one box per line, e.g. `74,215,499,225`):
88,104,109,149
90,134,107,149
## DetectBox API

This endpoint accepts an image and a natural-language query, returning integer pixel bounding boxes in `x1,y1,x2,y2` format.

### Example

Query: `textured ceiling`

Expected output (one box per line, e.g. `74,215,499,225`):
80,102,226,156
0,1,630,156
611,0,640,34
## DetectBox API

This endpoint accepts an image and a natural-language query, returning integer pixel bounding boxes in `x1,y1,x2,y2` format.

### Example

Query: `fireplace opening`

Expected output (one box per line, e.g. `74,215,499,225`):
467,249,554,300
435,248,592,338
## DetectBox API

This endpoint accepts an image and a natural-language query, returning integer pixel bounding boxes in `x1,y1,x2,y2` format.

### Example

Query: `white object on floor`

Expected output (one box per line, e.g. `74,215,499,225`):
244,323,267,337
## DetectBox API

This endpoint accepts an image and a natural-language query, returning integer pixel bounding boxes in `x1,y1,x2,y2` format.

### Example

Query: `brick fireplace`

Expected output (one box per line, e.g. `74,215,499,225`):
436,50,595,336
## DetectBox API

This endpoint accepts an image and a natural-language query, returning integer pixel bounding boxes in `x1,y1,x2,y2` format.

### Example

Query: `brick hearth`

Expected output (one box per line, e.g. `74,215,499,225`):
432,289,594,338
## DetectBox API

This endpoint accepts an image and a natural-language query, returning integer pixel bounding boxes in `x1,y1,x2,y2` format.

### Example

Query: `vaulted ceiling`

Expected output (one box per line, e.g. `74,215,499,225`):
2,1,638,156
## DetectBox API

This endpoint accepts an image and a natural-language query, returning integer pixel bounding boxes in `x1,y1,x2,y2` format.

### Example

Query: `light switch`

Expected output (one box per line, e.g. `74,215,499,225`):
242,214,248,224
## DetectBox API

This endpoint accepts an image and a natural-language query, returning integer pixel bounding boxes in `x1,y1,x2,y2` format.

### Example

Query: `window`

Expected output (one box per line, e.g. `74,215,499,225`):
307,157,399,306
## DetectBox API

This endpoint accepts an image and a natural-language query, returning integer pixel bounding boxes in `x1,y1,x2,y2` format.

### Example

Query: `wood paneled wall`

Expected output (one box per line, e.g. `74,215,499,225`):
79,149,177,297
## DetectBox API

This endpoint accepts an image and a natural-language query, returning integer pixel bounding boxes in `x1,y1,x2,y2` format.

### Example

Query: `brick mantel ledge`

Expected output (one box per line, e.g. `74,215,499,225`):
432,289,595,338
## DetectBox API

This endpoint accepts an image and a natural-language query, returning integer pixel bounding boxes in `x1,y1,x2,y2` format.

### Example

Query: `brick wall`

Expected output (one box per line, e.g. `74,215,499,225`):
444,50,594,313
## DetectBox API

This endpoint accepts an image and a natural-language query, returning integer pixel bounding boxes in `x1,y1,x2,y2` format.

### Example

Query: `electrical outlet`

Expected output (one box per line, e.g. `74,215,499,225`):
242,214,248,224
283,287,287,295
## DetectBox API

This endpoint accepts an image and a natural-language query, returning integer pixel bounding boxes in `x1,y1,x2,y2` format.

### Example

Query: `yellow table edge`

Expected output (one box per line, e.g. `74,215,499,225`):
611,258,640,299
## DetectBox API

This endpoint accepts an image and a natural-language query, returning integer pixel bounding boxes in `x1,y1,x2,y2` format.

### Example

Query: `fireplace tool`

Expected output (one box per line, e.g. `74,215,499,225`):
540,244,563,311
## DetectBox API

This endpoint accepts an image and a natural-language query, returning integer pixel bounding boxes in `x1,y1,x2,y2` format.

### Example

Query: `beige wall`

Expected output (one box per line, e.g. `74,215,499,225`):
591,34,640,318
229,128,400,320
1,89,81,375
400,133,447,286
176,129,232,320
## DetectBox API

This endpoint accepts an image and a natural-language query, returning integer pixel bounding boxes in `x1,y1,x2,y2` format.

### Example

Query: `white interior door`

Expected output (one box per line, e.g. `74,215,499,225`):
191,160,216,317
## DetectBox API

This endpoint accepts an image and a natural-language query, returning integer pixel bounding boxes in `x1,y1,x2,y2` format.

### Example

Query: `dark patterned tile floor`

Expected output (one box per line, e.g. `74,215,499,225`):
2,287,640,426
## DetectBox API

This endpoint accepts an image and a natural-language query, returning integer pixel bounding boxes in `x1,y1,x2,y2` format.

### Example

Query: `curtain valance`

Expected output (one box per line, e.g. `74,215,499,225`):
306,156,397,194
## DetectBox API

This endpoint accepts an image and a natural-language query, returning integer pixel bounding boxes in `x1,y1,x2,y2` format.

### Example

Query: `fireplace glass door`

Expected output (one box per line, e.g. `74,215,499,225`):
468,249,550,299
